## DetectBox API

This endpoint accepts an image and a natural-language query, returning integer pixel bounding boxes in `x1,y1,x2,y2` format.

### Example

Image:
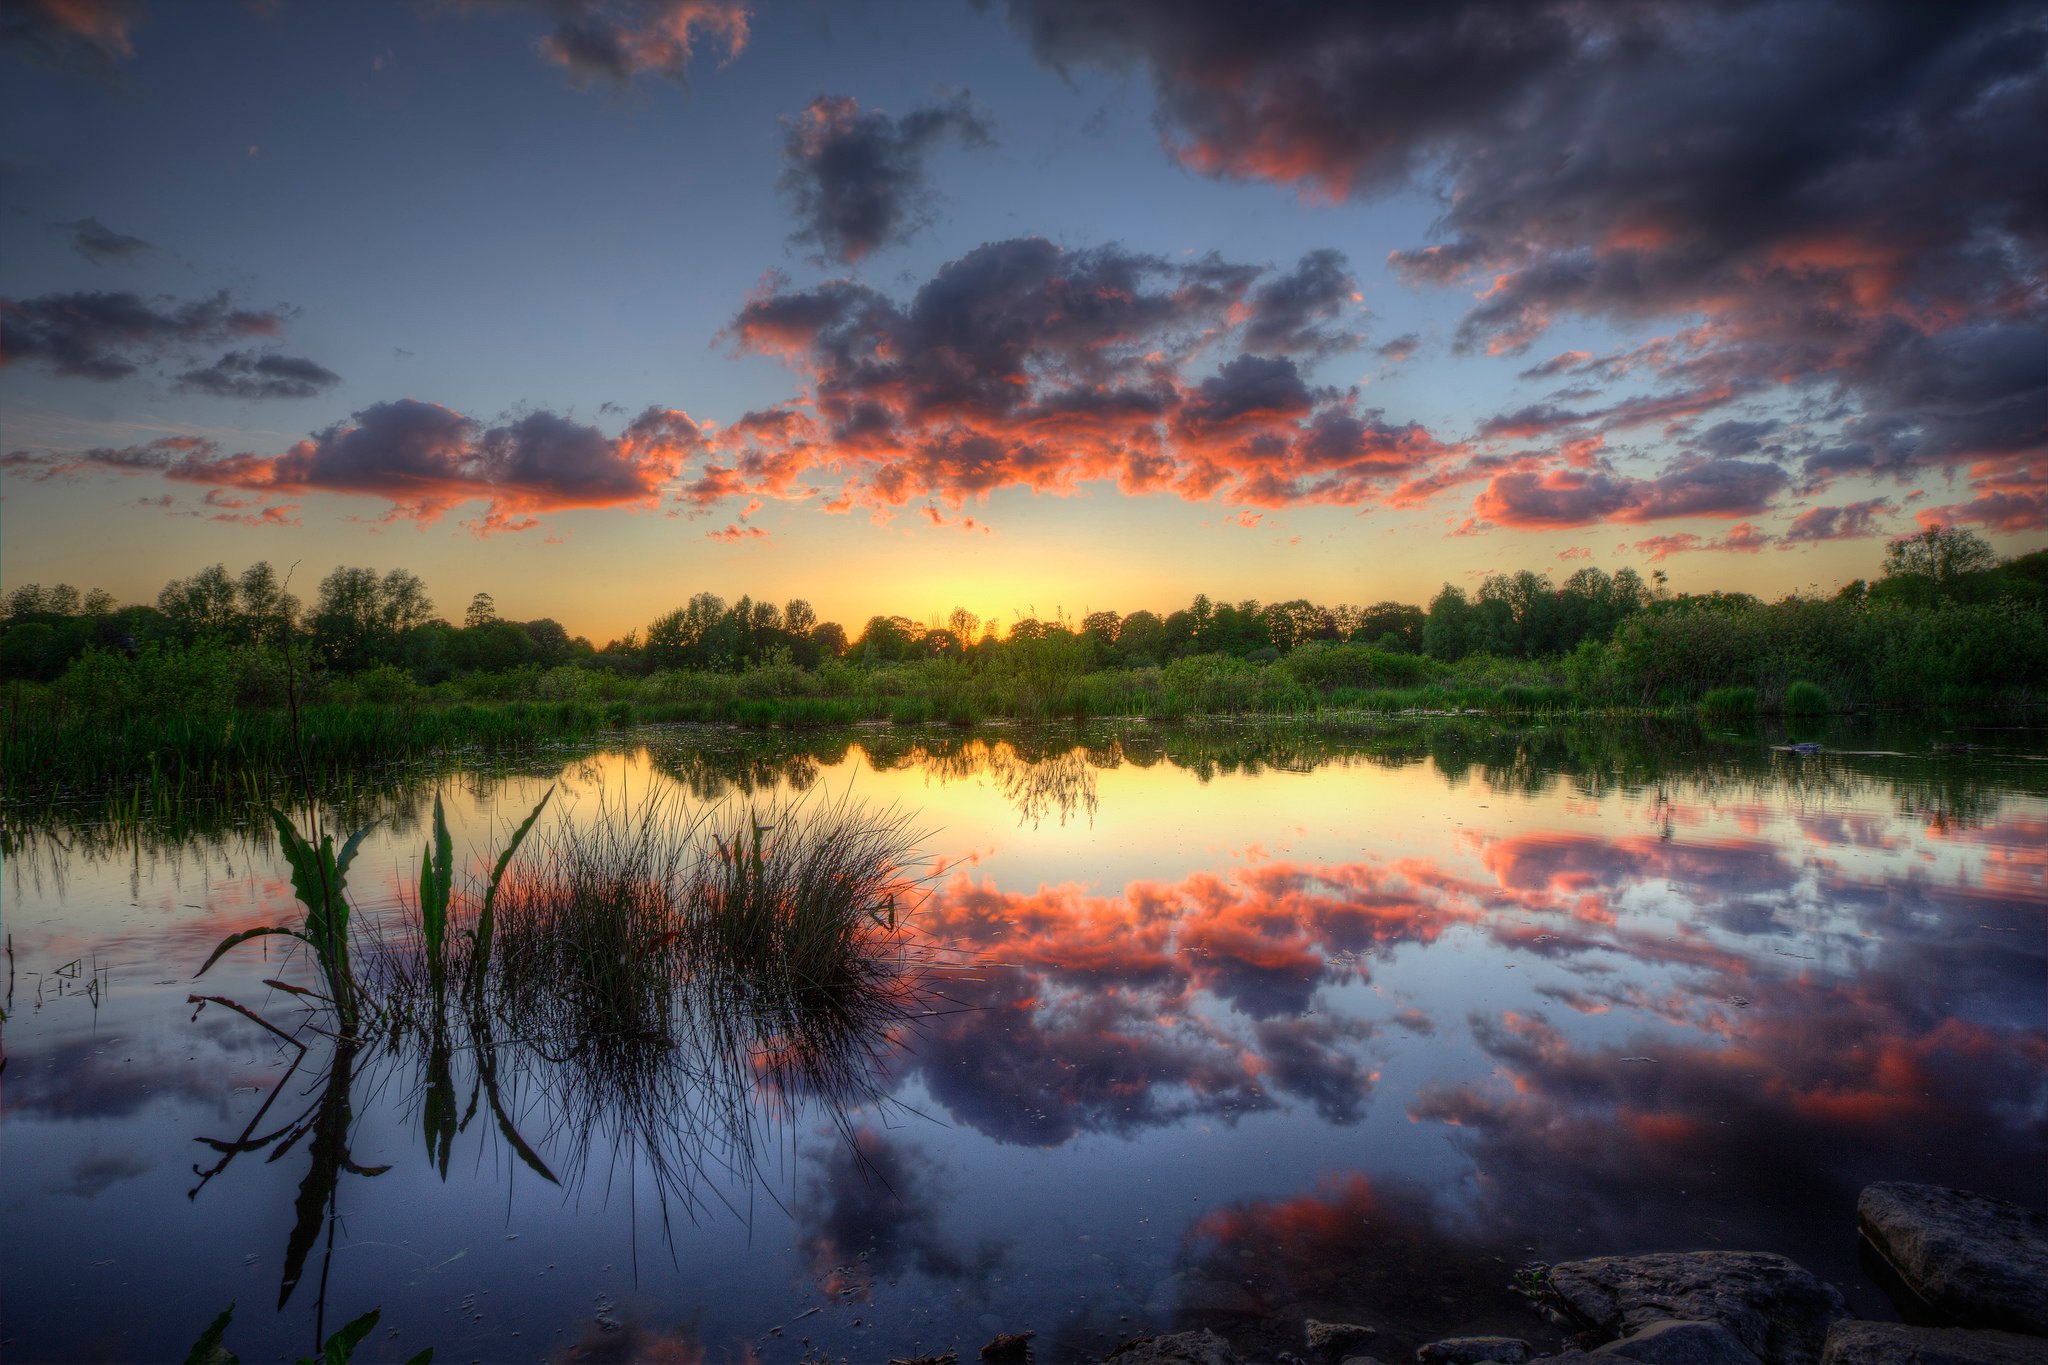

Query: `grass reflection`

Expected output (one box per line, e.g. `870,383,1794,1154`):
186,783,953,1333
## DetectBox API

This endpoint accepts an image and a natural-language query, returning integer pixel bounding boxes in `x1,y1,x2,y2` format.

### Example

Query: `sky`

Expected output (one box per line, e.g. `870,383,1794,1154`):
2,0,2044,641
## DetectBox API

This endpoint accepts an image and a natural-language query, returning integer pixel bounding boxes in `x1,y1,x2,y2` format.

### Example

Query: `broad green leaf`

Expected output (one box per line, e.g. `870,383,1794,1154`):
183,1303,239,1365
469,786,551,997
333,819,378,882
421,793,453,996
316,1308,380,1365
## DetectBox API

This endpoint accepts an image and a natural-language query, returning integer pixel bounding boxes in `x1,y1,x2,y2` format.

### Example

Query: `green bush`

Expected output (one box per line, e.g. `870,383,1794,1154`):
355,663,419,705
732,698,779,728
1280,641,1438,691
1161,653,1307,713
1700,686,1758,720
888,696,935,725
1782,680,1829,715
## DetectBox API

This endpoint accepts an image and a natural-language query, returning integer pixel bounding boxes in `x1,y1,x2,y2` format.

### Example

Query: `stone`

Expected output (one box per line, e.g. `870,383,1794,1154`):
1415,1337,1533,1364
1592,1318,1764,1363
1305,1320,1379,1362
1821,1321,2048,1364
1101,1329,1240,1365
982,1332,1035,1362
1858,1184,2048,1336
1549,1251,1848,1365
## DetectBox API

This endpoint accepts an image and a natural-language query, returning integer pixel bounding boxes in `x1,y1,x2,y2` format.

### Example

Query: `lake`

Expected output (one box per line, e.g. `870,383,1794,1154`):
4,719,2044,1363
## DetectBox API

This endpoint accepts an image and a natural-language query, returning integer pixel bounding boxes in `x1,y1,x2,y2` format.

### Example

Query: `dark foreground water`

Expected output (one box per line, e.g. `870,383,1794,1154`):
3,719,2045,1363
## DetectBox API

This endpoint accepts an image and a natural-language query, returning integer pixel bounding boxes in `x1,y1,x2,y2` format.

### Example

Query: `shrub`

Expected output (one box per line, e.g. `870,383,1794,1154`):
1700,686,1758,720
889,696,935,725
1161,653,1307,713
1782,680,1829,715
1280,641,1437,691
355,663,419,705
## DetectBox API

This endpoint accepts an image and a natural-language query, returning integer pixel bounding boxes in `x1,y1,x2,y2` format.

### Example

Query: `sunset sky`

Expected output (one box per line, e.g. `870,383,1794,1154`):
3,0,2043,640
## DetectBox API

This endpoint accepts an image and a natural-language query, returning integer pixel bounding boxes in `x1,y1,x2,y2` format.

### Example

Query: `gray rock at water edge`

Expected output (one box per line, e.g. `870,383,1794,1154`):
1821,1320,2048,1364
1101,1328,1240,1365
1592,1318,1764,1363
1548,1251,1848,1365
1415,1336,1533,1364
1305,1319,1378,1362
1858,1184,2048,1337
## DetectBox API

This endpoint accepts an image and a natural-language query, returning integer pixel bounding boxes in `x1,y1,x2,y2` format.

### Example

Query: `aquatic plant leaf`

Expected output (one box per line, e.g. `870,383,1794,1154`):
404,1351,434,1365
183,1304,239,1365
279,1044,361,1308
423,1033,457,1179
468,786,551,998
419,793,453,997
270,811,345,967
194,927,312,980
304,1308,379,1365
473,1031,558,1185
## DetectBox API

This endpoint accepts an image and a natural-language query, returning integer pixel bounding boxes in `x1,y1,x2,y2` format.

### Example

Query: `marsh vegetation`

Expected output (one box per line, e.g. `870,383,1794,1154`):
5,531,2043,802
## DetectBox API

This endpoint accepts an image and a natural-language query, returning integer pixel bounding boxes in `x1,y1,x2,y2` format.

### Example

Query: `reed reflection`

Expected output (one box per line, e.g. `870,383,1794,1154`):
183,782,952,1340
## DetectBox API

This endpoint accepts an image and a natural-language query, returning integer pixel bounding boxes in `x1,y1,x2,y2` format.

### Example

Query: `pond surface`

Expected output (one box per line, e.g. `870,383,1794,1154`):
4,720,2046,1363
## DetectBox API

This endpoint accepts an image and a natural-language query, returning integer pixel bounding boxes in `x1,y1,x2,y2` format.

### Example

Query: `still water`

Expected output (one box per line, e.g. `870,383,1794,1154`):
4,721,2045,1362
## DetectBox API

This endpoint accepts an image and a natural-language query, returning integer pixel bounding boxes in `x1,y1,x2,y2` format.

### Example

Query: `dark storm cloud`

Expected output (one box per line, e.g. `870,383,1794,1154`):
1238,249,1363,356
176,349,341,400
65,215,151,262
0,289,283,380
0,0,139,70
724,236,1464,512
999,0,2048,530
779,92,994,264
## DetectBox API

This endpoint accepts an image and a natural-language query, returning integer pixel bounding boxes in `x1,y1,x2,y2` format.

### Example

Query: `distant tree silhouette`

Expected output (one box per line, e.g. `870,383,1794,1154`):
1884,526,1997,584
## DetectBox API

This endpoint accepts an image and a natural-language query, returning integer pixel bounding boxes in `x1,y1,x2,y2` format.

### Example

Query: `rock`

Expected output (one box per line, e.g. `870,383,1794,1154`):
1821,1321,2048,1364
1415,1337,1532,1364
1549,1251,1847,1365
1592,1318,1764,1363
1858,1184,2048,1336
1305,1320,1378,1362
1102,1329,1240,1365
982,1332,1035,1362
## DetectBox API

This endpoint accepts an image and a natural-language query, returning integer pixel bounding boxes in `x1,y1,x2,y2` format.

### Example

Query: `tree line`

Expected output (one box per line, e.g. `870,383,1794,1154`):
3,526,2042,690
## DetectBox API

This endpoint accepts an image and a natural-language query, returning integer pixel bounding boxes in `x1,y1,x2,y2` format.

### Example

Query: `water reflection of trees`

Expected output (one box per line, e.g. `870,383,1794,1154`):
10,718,2042,871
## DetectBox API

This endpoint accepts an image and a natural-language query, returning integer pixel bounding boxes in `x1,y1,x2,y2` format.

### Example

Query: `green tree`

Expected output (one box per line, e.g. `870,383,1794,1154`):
1883,525,1997,584
158,564,240,640
312,567,435,670
1423,584,1474,661
235,561,299,644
